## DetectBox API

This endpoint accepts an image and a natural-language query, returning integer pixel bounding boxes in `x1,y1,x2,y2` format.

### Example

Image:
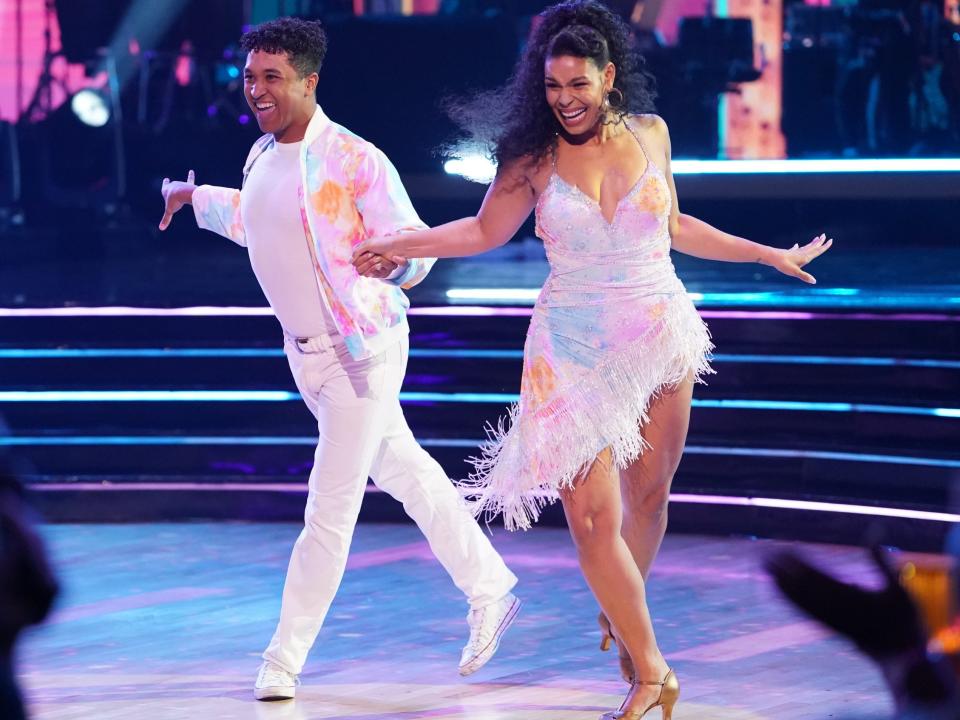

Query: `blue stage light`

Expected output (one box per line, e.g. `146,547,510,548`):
3,436,957,470
2,347,959,369
0,391,957,418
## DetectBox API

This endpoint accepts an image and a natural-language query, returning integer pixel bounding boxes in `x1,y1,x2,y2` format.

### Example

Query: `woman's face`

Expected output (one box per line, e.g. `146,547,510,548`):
544,55,615,134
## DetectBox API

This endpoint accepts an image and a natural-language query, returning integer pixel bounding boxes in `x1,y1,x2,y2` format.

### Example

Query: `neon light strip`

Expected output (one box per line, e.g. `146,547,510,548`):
0,348,287,358
446,289,960,308
26,482,312,492
669,494,960,523
693,399,960,417
436,394,955,417
683,445,960,468
446,289,540,302
0,435,318,445
0,306,276,317
711,354,960,369
411,391,528,403
3,347,958,368
1,306,957,322
0,390,519,403
694,292,960,306
486,305,955,323
671,158,960,174
0,305,533,318
20,481,960,522
1,390,957,417
0,436,481,448
0,348,525,360
411,306,535,317
697,310,959,322
444,155,960,178
0,391,299,402
4,435,959,469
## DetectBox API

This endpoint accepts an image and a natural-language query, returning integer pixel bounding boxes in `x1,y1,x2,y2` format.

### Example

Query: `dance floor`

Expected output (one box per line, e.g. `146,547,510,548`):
18,522,894,720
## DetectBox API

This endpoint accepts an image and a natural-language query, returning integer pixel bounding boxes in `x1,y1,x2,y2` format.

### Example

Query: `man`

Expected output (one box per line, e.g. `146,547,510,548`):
158,17,519,702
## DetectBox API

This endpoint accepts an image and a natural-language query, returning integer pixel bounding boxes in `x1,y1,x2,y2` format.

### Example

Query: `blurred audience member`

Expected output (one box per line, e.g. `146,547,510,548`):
0,457,59,720
767,545,959,720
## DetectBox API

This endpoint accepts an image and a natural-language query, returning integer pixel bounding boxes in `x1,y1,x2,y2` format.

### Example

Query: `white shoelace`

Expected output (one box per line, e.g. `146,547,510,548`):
260,664,297,687
465,601,505,652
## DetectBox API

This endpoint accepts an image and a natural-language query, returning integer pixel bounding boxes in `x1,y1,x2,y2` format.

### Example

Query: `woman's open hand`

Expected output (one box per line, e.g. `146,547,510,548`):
765,233,833,284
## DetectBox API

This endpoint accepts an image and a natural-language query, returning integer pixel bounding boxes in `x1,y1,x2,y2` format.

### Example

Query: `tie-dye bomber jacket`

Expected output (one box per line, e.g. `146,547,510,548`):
191,105,436,360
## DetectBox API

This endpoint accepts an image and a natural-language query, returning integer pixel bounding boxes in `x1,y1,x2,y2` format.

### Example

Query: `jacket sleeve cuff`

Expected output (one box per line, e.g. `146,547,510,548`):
383,259,417,286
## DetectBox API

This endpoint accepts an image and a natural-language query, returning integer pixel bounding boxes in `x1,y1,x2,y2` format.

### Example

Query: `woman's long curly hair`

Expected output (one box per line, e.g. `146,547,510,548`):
445,0,656,172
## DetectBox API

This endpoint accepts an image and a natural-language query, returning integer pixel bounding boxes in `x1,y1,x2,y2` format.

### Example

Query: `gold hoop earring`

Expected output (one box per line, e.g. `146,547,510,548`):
605,87,625,109
601,87,627,127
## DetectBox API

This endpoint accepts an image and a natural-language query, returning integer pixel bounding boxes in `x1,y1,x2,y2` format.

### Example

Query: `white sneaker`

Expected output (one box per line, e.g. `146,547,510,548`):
459,592,521,676
254,661,299,701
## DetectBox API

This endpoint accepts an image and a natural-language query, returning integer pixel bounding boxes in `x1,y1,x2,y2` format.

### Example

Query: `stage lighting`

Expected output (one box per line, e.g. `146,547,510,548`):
70,90,111,128
443,153,496,184
22,81,125,210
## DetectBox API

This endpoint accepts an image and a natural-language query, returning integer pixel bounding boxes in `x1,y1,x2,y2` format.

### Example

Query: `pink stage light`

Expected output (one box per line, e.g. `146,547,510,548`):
670,493,960,523
1,306,958,322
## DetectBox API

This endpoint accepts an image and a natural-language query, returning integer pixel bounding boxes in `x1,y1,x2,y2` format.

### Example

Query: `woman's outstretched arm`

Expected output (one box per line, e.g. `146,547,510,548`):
352,159,541,264
651,115,832,284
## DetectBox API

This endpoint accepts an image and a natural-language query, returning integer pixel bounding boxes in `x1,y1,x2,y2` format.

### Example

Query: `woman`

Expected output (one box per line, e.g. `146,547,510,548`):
353,2,831,717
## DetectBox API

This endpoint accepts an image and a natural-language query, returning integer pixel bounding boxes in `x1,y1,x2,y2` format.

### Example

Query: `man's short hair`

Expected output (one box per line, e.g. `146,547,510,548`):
239,17,327,78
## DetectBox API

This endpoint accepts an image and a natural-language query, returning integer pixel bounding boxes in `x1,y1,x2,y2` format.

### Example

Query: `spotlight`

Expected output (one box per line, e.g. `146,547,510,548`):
27,82,124,209
70,89,110,128
443,153,497,184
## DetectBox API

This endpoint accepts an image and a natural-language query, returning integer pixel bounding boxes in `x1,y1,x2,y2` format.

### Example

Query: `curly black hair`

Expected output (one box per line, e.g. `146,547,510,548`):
445,0,656,171
239,17,328,78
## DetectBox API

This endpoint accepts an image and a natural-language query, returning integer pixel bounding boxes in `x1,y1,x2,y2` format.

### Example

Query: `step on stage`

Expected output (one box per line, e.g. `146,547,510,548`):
21,523,893,720
4,296,959,550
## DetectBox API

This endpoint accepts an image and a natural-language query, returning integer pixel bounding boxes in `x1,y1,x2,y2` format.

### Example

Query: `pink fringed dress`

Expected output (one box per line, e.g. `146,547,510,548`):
463,118,714,530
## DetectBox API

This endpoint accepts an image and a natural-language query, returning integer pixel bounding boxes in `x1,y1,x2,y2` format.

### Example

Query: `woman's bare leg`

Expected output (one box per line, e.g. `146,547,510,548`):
601,377,694,682
620,377,694,579
561,449,669,708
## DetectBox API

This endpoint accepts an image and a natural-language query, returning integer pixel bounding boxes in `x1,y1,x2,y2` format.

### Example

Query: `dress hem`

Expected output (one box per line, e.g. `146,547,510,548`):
457,304,714,531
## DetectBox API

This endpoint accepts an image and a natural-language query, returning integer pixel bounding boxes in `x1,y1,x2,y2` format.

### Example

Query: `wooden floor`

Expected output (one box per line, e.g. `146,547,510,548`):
18,523,894,720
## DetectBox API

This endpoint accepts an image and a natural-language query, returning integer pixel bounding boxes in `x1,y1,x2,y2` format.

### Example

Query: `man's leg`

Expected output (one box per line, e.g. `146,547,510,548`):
367,337,520,675
261,342,401,680
369,407,517,609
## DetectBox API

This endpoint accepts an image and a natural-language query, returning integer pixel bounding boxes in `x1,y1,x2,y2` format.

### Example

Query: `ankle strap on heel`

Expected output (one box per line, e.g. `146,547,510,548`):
635,669,674,686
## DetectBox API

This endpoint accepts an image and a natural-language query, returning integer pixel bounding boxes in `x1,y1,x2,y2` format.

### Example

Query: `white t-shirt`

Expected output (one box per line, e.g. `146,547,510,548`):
240,140,338,338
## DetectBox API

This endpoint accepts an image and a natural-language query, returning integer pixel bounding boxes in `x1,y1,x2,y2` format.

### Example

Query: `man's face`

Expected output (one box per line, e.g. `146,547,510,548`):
243,50,317,142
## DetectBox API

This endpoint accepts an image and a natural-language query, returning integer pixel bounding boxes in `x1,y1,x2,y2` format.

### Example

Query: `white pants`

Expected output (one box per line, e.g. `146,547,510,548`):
263,334,518,674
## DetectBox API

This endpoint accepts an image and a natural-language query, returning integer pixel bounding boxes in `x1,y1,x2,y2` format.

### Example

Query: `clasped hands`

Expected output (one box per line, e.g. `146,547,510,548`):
351,236,405,280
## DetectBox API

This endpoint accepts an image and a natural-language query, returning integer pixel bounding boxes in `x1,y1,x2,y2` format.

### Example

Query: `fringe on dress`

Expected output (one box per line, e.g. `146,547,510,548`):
458,302,714,531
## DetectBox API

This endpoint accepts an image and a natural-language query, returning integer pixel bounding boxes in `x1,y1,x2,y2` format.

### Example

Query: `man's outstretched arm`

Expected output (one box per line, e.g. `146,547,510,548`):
159,170,247,247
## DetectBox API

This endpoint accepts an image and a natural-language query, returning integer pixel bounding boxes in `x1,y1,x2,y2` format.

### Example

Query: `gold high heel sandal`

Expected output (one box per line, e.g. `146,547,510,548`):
600,669,680,720
597,612,636,683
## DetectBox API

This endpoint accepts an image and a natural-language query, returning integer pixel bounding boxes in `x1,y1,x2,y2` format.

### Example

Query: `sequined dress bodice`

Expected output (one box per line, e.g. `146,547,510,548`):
528,124,697,363
534,148,686,320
